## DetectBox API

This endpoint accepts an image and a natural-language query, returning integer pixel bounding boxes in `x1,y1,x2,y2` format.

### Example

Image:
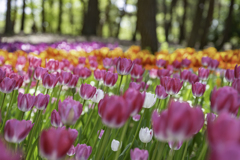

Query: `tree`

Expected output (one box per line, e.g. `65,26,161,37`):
187,0,206,48
217,0,235,50
12,0,17,32
115,0,128,38
199,0,214,49
42,0,46,32
30,0,37,33
82,0,100,36
57,0,63,33
137,0,158,53
179,0,188,43
4,0,12,35
20,0,26,32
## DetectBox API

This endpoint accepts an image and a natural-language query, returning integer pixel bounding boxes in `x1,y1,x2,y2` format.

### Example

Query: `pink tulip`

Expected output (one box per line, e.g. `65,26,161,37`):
129,82,141,91
198,67,210,80
181,58,191,67
156,59,166,68
157,69,170,79
17,93,35,112
29,56,42,69
234,64,240,79
130,148,149,160
0,138,21,160
94,69,106,81
149,69,158,79
192,82,206,97
42,73,59,89
79,84,96,100
188,73,199,84
35,93,50,110
161,77,183,95
103,71,118,87
9,73,23,90
78,57,86,66
168,141,183,150
103,58,113,69
131,64,145,79
73,67,91,79
155,85,168,99
225,69,235,82
180,70,191,82
59,71,72,85
208,59,219,70
232,78,240,94
133,58,142,65
67,145,75,156
75,144,92,160
0,77,16,93
0,68,6,82
90,60,98,70
51,109,62,128
116,57,134,75
67,75,79,88
172,60,181,70
98,129,104,139
201,57,211,66
34,67,48,80
46,59,59,72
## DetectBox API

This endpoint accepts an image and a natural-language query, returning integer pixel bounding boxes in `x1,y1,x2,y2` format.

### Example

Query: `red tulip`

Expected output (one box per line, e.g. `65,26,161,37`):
198,67,210,80
225,69,235,82
73,67,91,79
156,59,166,68
131,64,145,79
39,128,76,160
0,77,16,93
155,85,168,99
116,58,134,75
35,93,50,110
94,69,106,81
103,58,113,69
42,73,59,89
79,84,97,100
103,71,118,87
34,67,48,80
192,82,206,97
59,71,72,85
4,119,34,143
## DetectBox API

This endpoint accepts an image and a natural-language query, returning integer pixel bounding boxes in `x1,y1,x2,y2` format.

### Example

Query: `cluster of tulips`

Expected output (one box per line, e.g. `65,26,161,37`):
0,45,240,160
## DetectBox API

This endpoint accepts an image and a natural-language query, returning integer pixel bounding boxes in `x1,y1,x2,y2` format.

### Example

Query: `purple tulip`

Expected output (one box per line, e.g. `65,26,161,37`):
180,70,191,82
168,141,183,150
17,93,36,112
67,145,75,156
75,144,92,160
34,67,48,80
198,67,210,80
235,64,240,79
181,58,191,67
201,57,211,66
4,119,34,143
225,69,235,82
46,59,59,72
103,71,118,87
79,84,97,100
103,58,113,69
51,109,62,128
162,77,183,95
192,82,206,97
78,57,86,66
58,98,83,125
188,73,199,84
208,59,219,70
59,71,72,85
73,67,91,79
129,82,141,91
9,73,23,90
0,77,16,93
172,60,182,70
232,79,240,94
67,75,79,88
156,59,166,68
0,138,21,160
35,93,50,110
42,73,59,89
157,69,171,79
0,68,6,82
155,85,168,99
94,69,106,81
116,57,134,75
131,64,145,79
29,56,42,69
130,148,149,160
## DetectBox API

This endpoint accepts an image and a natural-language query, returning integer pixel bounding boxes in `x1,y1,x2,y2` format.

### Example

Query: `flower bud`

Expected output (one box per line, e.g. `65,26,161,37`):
111,139,121,151
35,93,50,110
17,93,36,112
149,69,158,79
133,58,142,65
139,127,153,143
98,129,104,139
143,92,157,108
168,141,183,150
132,114,140,121
51,109,62,128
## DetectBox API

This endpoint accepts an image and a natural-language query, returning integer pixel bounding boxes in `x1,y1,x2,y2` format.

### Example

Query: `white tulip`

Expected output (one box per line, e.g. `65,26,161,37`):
139,127,153,143
91,89,104,103
143,92,157,108
111,139,121,152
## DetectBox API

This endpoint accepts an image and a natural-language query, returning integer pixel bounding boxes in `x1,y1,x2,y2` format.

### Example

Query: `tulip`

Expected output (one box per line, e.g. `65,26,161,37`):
103,71,118,87
79,83,97,100
123,88,145,116
232,78,240,94
131,64,145,79
39,128,76,160
198,67,210,80
162,77,183,95
90,60,98,70
98,129,104,139
210,86,240,114
172,60,181,70
143,92,157,108
157,69,170,79
209,144,240,160
140,82,149,91
235,64,240,79
17,93,35,112
192,82,206,97
0,77,16,93
29,56,42,69
58,98,83,125
91,89,104,103
59,71,72,85
129,82,141,91
0,139,21,160
67,75,79,88
73,67,91,79
188,73,199,84
180,70,191,82
0,68,6,82
116,57,134,75
46,59,59,72
108,66,116,73
103,58,113,69
149,69,158,79
34,67,48,80
75,144,92,160
42,73,59,89
88,56,97,62
35,93,50,110
172,73,180,79
181,58,191,67
111,139,121,151
4,119,34,143
206,113,217,124
98,95,131,128
130,148,149,160
155,85,168,99
156,59,166,68
78,57,86,66
68,128,79,140
133,58,142,65
201,57,211,66
168,141,183,150
9,73,23,90
132,114,140,121
51,109,62,128
152,100,204,141
2,65,13,77
225,69,235,82
208,59,219,70
0,56,4,65
67,145,75,156
16,56,26,71
94,69,106,81
139,127,153,143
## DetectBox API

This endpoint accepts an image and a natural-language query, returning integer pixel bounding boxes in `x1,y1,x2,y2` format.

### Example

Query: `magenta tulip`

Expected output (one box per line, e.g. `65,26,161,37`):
161,77,183,95
155,85,168,99
67,75,79,88
0,77,16,93
225,69,235,82
94,69,106,81
116,57,134,75
34,67,48,80
59,71,72,85
192,82,206,97
198,67,210,80
42,73,59,89
157,69,170,79
131,64,145,79
172,60,181,70
103,71,118,87
29,56,42,69
149,69,158,79
156,59,166,68
75,144,92,160
9,73,23,90
103,58,113,69
201,57,211,66
234,64,240,79
181,58,191,67
51,109,62,128
180,70,191,82
46,59,59,72
0,139,21,160
73,67,91,79
0,68,6,82
79,83,96,100
17,93,36,112
78,57,86,66
188,73,199,84
130,148,149,160
232,78,240,94
35,93,50,110
67,145,75,156
208,59,219,70
129,82,141,91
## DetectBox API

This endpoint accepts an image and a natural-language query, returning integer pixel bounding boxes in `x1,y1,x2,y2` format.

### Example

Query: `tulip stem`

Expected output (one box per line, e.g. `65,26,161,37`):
155,142,165,160
152,141,159,160
181,140,189,160
86,115,99,144
21,111,25,120
167,149,175,160
0,93,6,110
55,85,63,111
1,91,15,133
25,69,34,94
158,99,162,110
82,103,96,134
194,97,199,106
117,75,123,95
197,141,208,160
34,80,39,95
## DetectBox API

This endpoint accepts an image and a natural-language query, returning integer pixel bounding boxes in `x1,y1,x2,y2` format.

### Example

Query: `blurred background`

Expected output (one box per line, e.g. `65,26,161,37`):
0,0,240,52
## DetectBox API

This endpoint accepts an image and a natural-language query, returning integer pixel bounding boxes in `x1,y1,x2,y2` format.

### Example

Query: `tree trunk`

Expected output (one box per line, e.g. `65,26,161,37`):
42,0,46,32
217,0,235,50
165,0,178,42
115,0,128,38
137,0,158,53
163,0,168,41
12,0,17,32
49,0,54,32
57,0,63,33
30,0,37,33
69,0,74,34
187,0,206,48
4,0,12,35
82,0,100,36
199,0,214,49
20,0,26,32
179,0,187,43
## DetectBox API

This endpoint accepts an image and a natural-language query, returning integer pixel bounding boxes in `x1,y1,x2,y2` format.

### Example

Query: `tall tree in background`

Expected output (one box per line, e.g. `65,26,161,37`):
199,0,215,49
30,0,37,33
165,0,178,42
187,0,206,47
82,0,100,36
179,0,188,43
12,0,17,32
69,0,74,34
137,0,158,53
20,0,26,32
57,0,63,33
217,0,235,50
42,0,46,32
115,0,128,38
4,0,12,34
